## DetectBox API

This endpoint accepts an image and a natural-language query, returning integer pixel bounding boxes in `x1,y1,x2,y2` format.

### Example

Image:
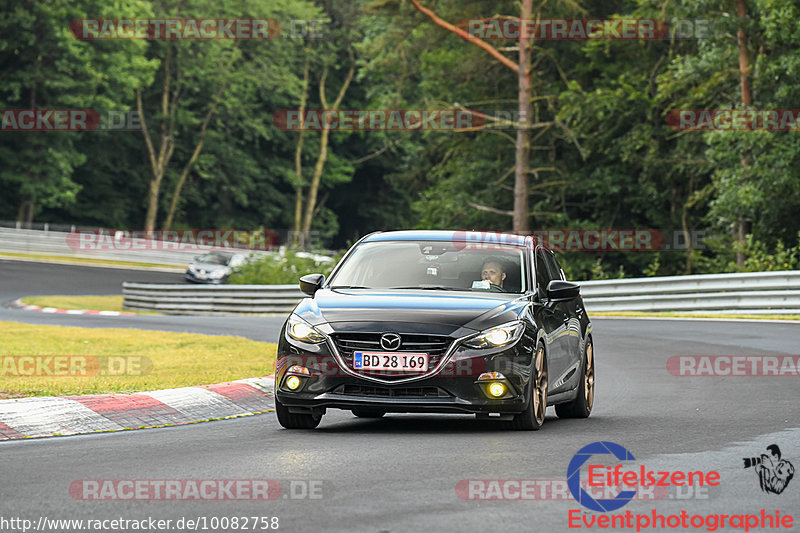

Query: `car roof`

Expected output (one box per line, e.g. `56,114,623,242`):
362,230,529,247
197,251,235,257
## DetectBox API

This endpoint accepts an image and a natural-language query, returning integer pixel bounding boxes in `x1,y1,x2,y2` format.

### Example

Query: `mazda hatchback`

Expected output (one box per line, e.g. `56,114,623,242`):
274,230,594,430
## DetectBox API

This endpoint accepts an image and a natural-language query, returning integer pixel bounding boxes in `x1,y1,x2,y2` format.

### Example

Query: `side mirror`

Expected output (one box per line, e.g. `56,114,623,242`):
299,273,325,296
546,279,580,302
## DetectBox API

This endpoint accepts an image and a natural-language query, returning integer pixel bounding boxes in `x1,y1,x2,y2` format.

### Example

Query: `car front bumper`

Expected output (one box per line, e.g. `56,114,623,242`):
185,272,226,284
275,333,536,415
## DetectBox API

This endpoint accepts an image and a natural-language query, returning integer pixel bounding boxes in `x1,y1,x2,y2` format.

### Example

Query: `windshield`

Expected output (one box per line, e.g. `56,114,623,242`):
196,253,231,266
329,241,527,293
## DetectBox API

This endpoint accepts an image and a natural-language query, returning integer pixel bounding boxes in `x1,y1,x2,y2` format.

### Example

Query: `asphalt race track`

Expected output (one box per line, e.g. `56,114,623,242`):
1,260,798,532
0,259,286,342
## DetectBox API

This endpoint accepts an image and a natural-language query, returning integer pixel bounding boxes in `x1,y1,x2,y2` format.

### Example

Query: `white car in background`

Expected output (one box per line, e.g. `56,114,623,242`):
185,251,247,284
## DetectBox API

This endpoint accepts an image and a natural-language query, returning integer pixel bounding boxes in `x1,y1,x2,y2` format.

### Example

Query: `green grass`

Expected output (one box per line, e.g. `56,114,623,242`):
19,295,157,315
591,311,800,320
0,321,276,397
0,252,179,270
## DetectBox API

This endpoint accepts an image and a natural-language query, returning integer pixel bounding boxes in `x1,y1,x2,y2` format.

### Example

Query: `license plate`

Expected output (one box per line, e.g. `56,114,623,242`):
353,352,428,372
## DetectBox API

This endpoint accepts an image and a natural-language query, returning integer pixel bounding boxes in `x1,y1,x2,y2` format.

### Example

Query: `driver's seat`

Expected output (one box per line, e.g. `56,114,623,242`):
503,266,521,292
458,271,479,289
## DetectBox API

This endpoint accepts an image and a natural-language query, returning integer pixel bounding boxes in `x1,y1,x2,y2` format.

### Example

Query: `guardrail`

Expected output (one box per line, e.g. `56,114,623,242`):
0,226,272,266
123,283,305,314
122,271,800,315
580,270,800,313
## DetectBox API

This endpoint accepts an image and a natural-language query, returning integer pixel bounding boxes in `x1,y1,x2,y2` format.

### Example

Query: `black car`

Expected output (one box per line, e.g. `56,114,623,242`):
275,230,594,430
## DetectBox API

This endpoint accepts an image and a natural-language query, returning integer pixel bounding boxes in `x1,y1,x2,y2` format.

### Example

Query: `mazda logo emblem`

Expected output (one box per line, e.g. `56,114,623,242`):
380,333,401,351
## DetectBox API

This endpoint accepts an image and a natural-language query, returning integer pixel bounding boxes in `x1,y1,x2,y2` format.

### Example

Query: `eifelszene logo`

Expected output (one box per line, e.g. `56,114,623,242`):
567,441,638,512
743,444,795,495
566,441,795,531
567,441,721,512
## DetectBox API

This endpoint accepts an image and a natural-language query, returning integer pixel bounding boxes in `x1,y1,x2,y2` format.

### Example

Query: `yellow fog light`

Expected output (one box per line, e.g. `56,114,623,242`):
488,382,506,398
285,376,302,390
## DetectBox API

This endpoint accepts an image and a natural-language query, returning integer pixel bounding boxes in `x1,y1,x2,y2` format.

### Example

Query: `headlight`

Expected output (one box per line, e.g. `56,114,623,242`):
188,264,197,272
463,321,525,349
286,314,326,344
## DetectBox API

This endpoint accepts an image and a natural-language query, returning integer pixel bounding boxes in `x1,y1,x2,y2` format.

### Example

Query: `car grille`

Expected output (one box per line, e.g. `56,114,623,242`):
331,332,453,381
333,384,452,398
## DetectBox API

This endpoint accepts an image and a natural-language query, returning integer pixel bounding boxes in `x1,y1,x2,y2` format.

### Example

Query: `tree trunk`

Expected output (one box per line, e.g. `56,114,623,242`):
145,178,161,232
681,204,693,274
163,82,226,231
163,139,203,231
141,49,174,233
17,196,34,228
736,0,752,108
302,125,331,236
408,0,528,230
21,85,38,228
300,59,355,238
735,0,752,267
514,0,533,232
292,57,311,248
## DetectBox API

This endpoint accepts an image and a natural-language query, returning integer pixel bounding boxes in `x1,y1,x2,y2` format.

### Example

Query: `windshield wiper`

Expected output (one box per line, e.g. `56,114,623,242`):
329,285,372,289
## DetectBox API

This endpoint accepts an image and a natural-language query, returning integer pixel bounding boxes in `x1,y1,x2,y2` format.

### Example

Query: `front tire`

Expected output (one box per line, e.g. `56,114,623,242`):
555,337,594,419
511,344,548,431
275,397,322,429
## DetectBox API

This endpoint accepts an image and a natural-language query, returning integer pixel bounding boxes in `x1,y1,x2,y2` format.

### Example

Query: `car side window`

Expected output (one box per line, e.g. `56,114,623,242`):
535,249,552,292
544,252,564,281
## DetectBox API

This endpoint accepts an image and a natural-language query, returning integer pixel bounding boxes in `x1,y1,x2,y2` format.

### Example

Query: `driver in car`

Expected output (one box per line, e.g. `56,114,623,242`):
481,258,507,290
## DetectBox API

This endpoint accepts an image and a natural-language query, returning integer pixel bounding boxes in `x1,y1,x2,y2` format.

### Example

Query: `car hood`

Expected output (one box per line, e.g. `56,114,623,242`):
190,261,230,271
294,288,526,335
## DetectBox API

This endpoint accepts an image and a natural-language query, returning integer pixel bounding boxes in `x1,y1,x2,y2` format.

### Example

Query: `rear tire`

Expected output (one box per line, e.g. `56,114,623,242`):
351,408,386,418
555,337,594,419
275,397,322,429
511,344,548,431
